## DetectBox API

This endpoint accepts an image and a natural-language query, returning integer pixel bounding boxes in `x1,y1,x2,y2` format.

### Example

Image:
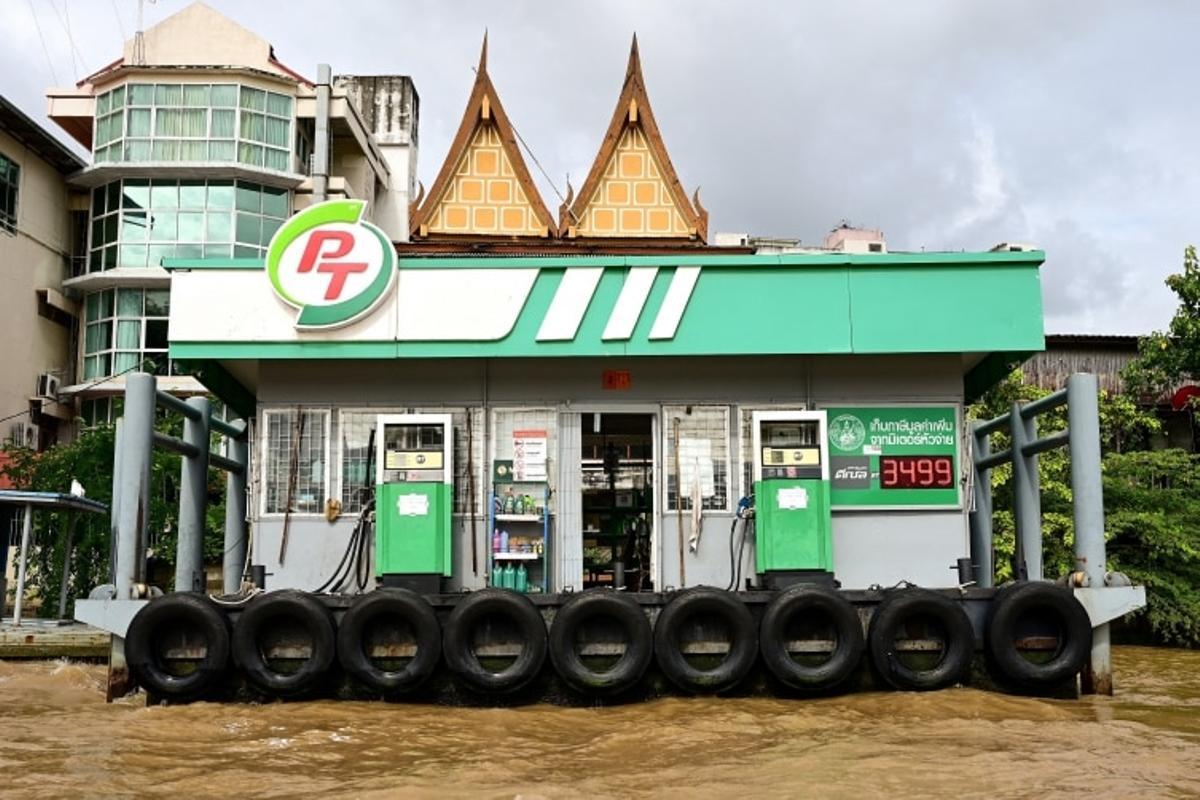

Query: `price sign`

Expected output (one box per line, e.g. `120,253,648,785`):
879,456,955,489
826,406,960,508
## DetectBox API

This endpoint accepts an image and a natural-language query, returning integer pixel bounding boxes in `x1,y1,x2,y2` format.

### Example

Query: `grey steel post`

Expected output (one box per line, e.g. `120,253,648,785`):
57,514,78,618
115,373,156,600
1010,401,1043,581
108,418,123,584
13,503,33,625
313,63,331,202
1068,372,1112,694
176,396,211,593
222,432,249,594
969,422,994,588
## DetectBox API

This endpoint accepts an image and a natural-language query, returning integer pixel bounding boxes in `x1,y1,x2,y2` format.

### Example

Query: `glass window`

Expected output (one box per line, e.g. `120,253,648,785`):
81,285,171,380
664,406,730,512
88,179,288,274
0,152,18,233
263,409,328,514
95,82,293,169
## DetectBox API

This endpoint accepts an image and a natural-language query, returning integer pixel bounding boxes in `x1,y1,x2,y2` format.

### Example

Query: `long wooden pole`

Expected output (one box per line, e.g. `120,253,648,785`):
673,420,685,588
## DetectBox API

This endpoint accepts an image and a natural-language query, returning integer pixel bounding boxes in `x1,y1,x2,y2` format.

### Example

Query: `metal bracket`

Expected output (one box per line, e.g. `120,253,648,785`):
1073,585,1146,628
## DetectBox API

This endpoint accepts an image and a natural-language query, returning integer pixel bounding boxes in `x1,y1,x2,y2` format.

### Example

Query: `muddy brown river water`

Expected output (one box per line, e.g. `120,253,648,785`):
0,646,1197,799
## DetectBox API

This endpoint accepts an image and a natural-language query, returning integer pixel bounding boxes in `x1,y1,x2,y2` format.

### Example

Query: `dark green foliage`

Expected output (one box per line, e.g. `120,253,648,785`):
1,421,227,617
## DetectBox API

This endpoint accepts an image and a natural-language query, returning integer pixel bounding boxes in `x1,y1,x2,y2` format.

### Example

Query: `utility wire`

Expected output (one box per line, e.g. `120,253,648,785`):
25,0,60,86
109,0,127,41
0,360,152,431
48,0,83,79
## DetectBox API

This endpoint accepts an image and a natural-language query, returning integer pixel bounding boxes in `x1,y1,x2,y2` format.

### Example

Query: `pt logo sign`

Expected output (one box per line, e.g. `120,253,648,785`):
266,199,395,329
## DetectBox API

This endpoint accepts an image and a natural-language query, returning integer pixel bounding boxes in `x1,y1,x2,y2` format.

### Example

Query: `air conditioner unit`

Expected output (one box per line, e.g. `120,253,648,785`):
36,373,60,400
7,423,36,449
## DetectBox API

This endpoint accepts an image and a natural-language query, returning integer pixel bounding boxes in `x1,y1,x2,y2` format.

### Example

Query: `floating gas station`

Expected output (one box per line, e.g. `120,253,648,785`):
75,37,1145,704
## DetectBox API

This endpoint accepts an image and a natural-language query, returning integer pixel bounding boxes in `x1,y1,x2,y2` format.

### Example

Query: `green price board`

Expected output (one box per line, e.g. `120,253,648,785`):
825,406,960,508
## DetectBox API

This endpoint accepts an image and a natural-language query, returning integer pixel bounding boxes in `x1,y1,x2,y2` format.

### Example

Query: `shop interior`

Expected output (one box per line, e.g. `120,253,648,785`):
580,413,654,591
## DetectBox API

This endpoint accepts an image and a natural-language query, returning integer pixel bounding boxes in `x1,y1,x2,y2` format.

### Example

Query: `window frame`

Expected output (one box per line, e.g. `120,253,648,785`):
661,404,733,514
259,407,332,518
0,150,20,234
93,81,294,171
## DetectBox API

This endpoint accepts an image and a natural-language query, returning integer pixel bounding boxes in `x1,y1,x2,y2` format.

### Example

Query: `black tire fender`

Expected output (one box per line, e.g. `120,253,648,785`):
126,593,230,701
867,588,974,691
653,586,758,694
231,590,336,697
336,588,442,695
759,585,864,692
985,581,1092,689
549,590,653,696
443,588,547,694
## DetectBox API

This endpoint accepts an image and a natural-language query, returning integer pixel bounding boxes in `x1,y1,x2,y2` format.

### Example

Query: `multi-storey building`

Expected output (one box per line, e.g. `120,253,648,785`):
0,95,85,453
44,2,417,425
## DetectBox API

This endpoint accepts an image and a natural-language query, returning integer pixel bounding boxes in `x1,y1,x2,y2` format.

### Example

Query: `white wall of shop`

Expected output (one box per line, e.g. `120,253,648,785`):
248,354,970,592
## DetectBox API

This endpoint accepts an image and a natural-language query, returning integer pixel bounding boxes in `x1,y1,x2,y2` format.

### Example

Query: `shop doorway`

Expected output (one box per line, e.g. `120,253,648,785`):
580,413,655,591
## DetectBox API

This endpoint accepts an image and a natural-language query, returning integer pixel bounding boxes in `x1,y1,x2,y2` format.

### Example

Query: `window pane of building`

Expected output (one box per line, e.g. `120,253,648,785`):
264,409,328,514
664,406,730,512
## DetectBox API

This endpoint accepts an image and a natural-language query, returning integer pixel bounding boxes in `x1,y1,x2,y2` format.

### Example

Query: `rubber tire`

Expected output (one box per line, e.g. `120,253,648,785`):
759,585,864,692
232,590,336,697
653,587,758,694
549,590,653,697
443,589,547,694
985,581,1092,689
336,588,442,695
867,589,974,691
126,593,230,700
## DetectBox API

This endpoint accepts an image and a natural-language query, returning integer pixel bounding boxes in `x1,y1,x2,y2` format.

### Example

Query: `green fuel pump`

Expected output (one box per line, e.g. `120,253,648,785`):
751,410,835,589
375,413,453,592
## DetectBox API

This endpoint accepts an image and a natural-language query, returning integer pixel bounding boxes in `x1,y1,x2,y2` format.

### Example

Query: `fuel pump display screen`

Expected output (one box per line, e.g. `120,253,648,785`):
879,456,955,489
382,423,445,481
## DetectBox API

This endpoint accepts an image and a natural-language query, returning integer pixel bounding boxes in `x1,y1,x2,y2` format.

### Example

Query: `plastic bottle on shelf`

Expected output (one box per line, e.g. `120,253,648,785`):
492,529,501,553
504,489,516,514
515,564,528,593
500,529,509,553
502,563,516,590
491,562,503,587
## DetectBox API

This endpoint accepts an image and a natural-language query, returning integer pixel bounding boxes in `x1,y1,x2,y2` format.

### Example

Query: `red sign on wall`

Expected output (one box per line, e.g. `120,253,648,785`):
602,369,632,391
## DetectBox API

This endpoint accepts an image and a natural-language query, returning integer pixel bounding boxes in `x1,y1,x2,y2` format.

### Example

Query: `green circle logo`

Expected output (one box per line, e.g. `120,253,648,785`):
266,199,396,329
829,414,866,452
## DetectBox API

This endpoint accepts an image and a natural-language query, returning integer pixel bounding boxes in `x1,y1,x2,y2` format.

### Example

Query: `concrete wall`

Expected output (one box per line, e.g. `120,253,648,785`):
0,128,75,446
248,354,969,592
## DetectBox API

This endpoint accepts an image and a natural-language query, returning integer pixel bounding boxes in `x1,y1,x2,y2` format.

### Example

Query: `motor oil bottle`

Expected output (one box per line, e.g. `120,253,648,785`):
515,564,528,593
499,529,509,553
492,529,501,553
491,562,503,587
502,563,516,590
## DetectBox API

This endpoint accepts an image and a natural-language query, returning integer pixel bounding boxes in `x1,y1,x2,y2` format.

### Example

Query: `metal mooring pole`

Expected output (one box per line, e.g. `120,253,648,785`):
115,373,155,600
969,422,994,588
176,396,211,593
1068,373,1111,694
222,433,249,594
1010,402,1043,581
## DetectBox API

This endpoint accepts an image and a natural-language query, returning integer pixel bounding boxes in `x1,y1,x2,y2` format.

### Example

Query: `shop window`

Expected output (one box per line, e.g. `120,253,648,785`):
0,151,18,234
491,408,557,511
338,408,486,515
262,408,329,515
664,405,730,512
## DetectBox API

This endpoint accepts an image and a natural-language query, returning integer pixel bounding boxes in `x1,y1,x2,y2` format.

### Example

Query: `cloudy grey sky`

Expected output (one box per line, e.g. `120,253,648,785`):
3,0,1197,334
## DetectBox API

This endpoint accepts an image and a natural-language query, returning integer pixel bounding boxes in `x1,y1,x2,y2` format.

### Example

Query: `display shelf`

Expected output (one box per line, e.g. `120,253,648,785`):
492,552,541,561
495,513,544,522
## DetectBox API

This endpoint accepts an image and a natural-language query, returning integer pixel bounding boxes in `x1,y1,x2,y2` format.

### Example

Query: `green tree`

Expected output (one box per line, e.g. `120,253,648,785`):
1125,245,1200,399
1,421,227,616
